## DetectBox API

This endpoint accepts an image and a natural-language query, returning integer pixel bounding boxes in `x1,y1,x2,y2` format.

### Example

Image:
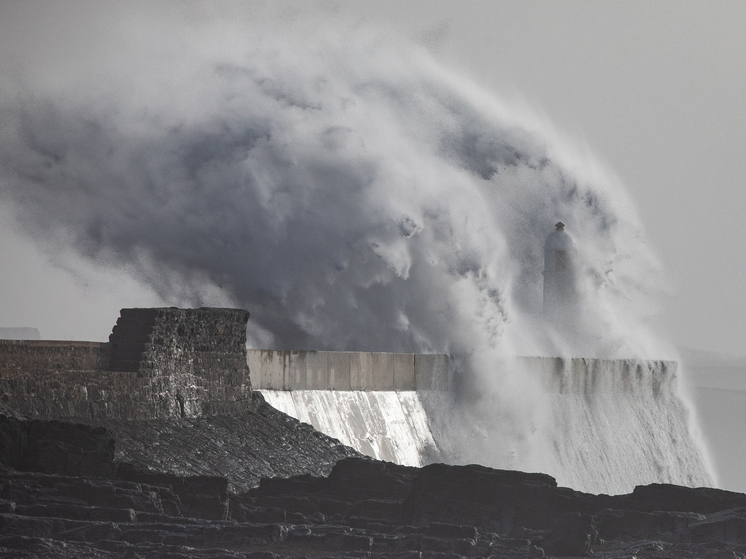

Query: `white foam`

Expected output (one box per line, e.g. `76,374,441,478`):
260,390,439,467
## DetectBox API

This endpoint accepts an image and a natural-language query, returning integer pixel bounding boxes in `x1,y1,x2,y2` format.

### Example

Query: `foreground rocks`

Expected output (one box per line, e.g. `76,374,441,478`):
1,409,745,559
94,393,359,492
0,392,359,491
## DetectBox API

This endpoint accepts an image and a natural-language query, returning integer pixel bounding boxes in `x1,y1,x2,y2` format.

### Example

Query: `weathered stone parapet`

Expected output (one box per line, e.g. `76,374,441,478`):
0,340,111,372
109,307,250,375
0,308,253,421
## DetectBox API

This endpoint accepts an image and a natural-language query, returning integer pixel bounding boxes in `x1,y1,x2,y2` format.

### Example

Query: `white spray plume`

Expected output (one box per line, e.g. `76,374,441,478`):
0,12,702,488
0,24,664,354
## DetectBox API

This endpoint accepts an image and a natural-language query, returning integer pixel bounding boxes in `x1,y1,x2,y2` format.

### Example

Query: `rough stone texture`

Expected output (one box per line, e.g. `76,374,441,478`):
0,406,116,478
0,408,743,558
1,438,745,558
110,307,253,418
0,340,111,372
125,308,250,380
0,307,363,498
0,308,253,421
93,393,361,493
542,513,599,557
232,457,746,558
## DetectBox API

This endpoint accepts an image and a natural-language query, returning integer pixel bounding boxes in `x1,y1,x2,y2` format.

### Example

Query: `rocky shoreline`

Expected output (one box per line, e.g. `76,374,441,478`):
1,401,746,559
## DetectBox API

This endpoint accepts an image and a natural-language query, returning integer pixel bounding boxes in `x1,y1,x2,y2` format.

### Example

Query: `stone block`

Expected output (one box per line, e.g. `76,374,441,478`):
350,352,374,390
285,351,306,390
329,352,351,390
370,352,394,390
415,354,450,391
259,351,285,390
247,351,262,388
393,353,415,391
305,352,329,389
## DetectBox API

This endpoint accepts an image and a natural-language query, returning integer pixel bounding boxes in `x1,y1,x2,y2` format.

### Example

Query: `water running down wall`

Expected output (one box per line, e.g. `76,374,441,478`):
249,350,712,494
261,390,439,468
249,349,446,467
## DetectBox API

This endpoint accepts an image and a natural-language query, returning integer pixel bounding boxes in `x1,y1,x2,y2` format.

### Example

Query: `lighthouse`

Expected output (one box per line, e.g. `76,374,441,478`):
543,221,577,319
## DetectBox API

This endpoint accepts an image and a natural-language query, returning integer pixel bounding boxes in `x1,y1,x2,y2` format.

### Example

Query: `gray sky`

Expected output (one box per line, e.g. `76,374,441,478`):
0,0,744,356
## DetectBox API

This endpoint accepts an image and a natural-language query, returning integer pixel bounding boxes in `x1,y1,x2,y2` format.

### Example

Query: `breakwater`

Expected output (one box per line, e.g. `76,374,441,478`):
247,350,449,391
0,308,713,494
0,307,359,491
248,349,447,467
250,350,712,494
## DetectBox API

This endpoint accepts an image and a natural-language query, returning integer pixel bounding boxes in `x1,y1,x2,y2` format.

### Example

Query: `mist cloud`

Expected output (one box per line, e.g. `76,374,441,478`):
0,4,687,483
0,16,664,358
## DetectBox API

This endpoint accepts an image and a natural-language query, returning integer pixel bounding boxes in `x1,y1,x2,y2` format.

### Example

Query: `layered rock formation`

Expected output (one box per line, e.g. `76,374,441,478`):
1,420,746,559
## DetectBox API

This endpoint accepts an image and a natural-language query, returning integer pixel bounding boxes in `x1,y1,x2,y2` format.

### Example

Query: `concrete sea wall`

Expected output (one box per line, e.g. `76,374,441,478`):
524,357,709,493
521,355,678,394
248,350,679,394
252,352,712,494
248,350,449,391
248,349,450,467
261,390,440,467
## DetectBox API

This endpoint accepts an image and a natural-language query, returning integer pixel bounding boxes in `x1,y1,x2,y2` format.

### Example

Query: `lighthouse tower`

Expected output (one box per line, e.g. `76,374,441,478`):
543,221,577,318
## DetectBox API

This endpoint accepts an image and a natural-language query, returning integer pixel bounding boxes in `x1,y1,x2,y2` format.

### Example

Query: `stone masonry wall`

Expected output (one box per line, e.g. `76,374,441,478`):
130,307,252,417
0,308,253,421
0,340,111,372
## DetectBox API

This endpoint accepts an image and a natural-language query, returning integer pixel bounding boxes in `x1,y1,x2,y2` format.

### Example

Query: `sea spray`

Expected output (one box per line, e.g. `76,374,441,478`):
0,19,712,491
421,357,712,494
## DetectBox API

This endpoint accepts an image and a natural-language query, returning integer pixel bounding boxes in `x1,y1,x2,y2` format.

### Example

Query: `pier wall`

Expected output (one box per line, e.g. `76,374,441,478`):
247,350,449,391
247,350,678,394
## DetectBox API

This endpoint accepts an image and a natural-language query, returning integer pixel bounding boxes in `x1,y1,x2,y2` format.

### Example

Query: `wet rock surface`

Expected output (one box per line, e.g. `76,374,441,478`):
1,392,745,559
0,393,359,494
94,393,361,492
1,411,746,559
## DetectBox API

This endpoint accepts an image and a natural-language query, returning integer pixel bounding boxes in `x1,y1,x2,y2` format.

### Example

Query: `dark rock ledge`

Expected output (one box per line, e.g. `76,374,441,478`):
1,403,746,559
